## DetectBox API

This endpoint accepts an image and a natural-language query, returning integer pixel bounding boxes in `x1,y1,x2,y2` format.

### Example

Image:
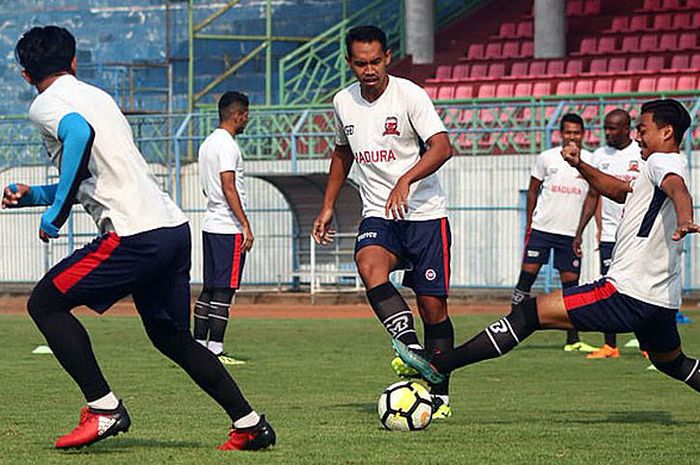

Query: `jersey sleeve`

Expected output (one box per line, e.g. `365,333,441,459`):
216,140,239,174
648,154,688,188
530,152,546,180
406,85,447,142
333,105,349,146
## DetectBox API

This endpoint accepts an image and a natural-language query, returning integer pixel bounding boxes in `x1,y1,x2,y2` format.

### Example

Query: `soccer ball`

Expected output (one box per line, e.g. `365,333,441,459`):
377,380,433,431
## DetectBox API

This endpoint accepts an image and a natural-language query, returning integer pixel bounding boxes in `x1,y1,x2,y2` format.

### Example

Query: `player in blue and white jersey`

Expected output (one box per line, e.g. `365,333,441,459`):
2,26,273,451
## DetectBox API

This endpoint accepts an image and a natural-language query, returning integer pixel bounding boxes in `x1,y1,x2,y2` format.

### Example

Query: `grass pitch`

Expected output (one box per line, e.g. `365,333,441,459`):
1,311,700,465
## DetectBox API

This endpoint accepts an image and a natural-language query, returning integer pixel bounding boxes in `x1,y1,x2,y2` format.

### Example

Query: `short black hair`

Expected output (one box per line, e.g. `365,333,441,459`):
15,26,76,83
641,98,691,145
345,25,387,57
560,113,585,132
218,91,249,121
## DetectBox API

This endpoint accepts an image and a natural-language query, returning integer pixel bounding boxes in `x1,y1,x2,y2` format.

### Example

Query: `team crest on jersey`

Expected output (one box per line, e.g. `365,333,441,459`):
628,160,640,172
547,167,558,175
600,163,610,170
425,269,436,281
382,116,400,136
344,125,354,136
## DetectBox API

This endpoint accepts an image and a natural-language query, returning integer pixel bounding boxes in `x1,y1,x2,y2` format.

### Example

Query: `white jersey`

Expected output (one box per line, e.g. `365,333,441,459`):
592,143,644,242
606,153,688,309
28,75,187,236
333,75,448,220
198,128,247,234
530,146,593,236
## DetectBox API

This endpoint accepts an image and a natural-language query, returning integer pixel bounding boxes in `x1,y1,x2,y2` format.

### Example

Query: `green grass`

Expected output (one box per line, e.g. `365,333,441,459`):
2,312,700,465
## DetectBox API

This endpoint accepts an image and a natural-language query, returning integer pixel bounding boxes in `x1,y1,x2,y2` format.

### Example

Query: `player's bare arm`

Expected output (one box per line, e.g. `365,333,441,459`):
385,132,452,220
524,176,542,233
312,144,354,245
221,170,253,252
661,173,700,241
573,187,600,257
561,143,631,203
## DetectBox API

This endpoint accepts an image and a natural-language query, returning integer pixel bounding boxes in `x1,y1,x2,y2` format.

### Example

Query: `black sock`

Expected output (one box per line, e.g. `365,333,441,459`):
193,299,211,342
604,333,617,348
653,353,700,393
366,282,420,346
511,271,537,308
27,279,111,402
562,280,579,344
143,320,253,422
208,288,235,349
424,318,454,396
434,298,540,373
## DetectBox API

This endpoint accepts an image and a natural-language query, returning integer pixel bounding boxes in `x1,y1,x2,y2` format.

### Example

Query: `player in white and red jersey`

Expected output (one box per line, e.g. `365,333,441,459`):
311,25,454,419
512,113,598,353
394,99,700,400
574,109,643,358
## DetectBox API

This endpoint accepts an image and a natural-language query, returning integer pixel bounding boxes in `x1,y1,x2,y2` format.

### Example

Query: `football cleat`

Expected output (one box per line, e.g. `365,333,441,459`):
55,400,130,449
391,339,446,385
431,397,453,420
217,352,246,366
676,312,692,324
391,356,419,378
218,415,276,451
563,341,599,353
586,344,620,359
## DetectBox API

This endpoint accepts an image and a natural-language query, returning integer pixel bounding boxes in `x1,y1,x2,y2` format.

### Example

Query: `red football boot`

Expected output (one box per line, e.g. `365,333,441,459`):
55,400,131,449
218,415,276,451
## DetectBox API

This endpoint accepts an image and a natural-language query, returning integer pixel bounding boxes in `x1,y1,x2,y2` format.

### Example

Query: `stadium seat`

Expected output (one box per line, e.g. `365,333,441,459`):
609,17,628,32
556,81,575,95
597,37,616,54
520,41,534,57
547,60,565,75
529,61,547,76
565,59,584,75
578,37,597,54
594,79,612,94
670,54,690,70
676,75,696,90
679,32,697,49
532,82,552,97
612,78,632,93
453,64,470,79
435,65,452,80
621,36,640,52
502,41,520,59
498,22,517,38
582,104,598,120
589,58,608,73
659,33,678,51
488,63,506,78
646,55,665,71
516,21,533,38
567,0,584,16
653,13,673,30
673,13,691,29
639,35,658,52
471,63,488,78
608,57,626,73
510,61,529,77
689,0,700,8
690,53,700,68
424,85,438,99
455,84,474,99
485,43,502,59
467,44,484,59
437,85,455,100
496,83,514,98
656,76,676,91
629,15,649,31
661,0,680,9
514,82,532,97
477,84,496,98
641,0,662,11
627,56,646,72
575,79,594,94
583,0,601,15
638,77,657,92
693,11,700,27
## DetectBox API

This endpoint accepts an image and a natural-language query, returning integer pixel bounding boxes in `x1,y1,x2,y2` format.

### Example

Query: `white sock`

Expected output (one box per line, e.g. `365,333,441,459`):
88,392,119,410
407,344,423,350
233,411,261,429
435,394,450,405
208,341,223,355
196,339,207,348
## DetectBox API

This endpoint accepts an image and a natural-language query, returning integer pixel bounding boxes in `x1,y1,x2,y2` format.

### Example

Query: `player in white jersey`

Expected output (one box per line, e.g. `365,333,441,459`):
394,99,700,401
574,109,643,358
511,113,598,353
311,26,454,419
194,91,252,366
2,27,274,451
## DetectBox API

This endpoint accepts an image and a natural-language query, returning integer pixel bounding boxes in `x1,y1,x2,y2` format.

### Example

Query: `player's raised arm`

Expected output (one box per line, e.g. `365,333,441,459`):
2,183,60,208
311,143,354,245
561,142,631,203
660,173,700,241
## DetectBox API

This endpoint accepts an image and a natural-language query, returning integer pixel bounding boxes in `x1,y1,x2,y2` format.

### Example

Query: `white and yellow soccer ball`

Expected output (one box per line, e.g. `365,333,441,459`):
377,380,433,431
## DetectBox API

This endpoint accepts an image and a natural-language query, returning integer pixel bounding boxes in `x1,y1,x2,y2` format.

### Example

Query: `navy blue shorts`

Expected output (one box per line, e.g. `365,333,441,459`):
202,231,246,289
523,229,581,273
354,217,451,297
564,278,680,352
599,241,615,275
47,223,192,330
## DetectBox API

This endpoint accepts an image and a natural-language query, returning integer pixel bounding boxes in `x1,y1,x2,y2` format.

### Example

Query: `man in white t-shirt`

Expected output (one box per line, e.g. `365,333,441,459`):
194,91,252,366
394,99,700,400
512,113,598,353
2,27,273,451
573,109,643,358
311,25,454,419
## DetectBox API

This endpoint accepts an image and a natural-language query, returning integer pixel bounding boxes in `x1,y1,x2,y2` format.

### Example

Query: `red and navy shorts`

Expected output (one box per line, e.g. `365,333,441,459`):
563,278,680,352
202,231,246,290
46,223,192,330
523,229,581,273
354,217,451,297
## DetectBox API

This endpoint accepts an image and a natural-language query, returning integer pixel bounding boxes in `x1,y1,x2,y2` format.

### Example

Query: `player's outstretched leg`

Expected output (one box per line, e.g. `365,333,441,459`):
650,351,700,392
143,320,274,451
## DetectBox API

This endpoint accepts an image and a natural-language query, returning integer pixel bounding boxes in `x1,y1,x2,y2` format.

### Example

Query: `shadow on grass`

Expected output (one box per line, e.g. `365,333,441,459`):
332,402,376,413
470,410,700,427
56,438,200,454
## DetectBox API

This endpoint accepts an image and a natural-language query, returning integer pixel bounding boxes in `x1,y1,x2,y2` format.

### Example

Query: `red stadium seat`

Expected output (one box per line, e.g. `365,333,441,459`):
608,57,626,72
424,85,438,99
488,63,506,78
693,11,700,27
467,44,484,59
653,13,673,30
641,0,662,11
646,56,665,71
578,37,597,54
455,84,474,99
485,43,502,58
498,23,517,38
529,61,547,76
556,81,575,95
597,37,616,54
589,58,608,73
566,59,584,75
612,78,632,93
583,0,601,15
689,0,700,8
627,56,646,71
533,82,552,97
659,33,678,51
691,53,700,68
435,65,452,80
630,15,649,31
679,33,697,49
661,0,680,9
638,77,657,92
676,76,696,90
673,13,691,29
477,84,496,98
670,54,689,70
609,17,628,32
520,41,534,57
656,76,676,91
496,83,514,98
639,35,658,52
567,0,584,16
511,61,529,77
621,36,640,52
516,21,533,38
575,79,594,94
502,41,520,59
470,63,488,78
453,64,470,79
437,85,455,100
547,60,565,75
594,79,612,94
514,82,533,97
